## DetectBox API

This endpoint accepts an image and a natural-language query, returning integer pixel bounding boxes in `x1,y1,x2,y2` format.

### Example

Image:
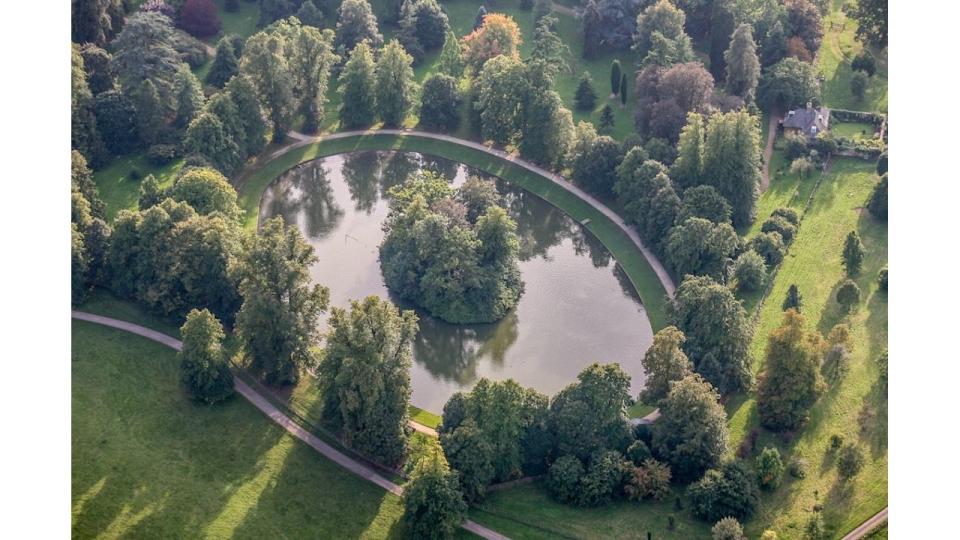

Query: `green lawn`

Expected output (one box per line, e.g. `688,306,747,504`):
831,121,878,139
818,1,888,112
469,481,712,539
748,149,819,238
409,405,442,429
727,158,888,538
91,154,184,221
235,133,671,331
211,0,261,43
72,320,406,538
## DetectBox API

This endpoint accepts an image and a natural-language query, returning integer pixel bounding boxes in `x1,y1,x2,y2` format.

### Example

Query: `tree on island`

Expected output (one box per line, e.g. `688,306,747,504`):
379,173,524,324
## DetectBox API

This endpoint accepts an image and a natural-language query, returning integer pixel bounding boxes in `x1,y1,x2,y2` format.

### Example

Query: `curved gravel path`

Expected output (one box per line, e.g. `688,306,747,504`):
275,128,677,298
72,311,508,540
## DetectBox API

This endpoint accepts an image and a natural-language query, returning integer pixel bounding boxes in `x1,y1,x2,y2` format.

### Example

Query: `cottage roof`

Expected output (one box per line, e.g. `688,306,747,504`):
783,105,830,137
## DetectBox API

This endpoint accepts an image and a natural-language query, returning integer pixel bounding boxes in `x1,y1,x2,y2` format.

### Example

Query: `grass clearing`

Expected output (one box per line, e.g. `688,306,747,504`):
726,158,887,538
236,132,671,331
72,320,406,538
211,0,261,43
91,154,184,221
469,481,712,539
831,121,878,139
817,2,888,112
409,405,442,429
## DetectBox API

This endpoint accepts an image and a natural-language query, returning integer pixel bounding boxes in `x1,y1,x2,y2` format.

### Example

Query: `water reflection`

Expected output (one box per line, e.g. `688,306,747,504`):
260,151,653,412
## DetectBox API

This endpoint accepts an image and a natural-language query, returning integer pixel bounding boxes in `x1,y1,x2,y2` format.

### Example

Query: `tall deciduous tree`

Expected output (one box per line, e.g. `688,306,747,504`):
72,0,124,46
461,13,522,70
419,73,462,131
334,0,383,53
168,167,243,220
440,418,494,502
756,309,826,431
438,31,464,78
403,443,467,538
651,374,729,482
634,0,694,66
670,275,753,394
571,135,624,197
289,24,338,133
179,308,235,404
724,23,761,101
173,65,205,129
476,55,528,145
225,74,268,155
375,40,418,127
338,41,378,129
206,92,247,162
241,31,295,142
640,326,693,405
701,109,762,228
234,217,330,384
671,112,705,189
850,0,888,47
319,296,417,466
758,57,820,110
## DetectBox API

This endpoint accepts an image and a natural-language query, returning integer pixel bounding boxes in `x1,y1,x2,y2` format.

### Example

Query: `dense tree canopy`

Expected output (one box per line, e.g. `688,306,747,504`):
72,45,107,166
419,74,462,131
665,217,739,280
670,275,753,394
756,309,826,431
850,0,888,47
758,57,820,110
634,0,695,66
688,460,760,522
72,0,124,46
379,173,523,324
867,173,888,221
225,74,269,156
549,363,633,461
651,374,729,482
476,54,528,145
319,296,417,466
168,167,243,220
724,23,761,101
234,217,330,384
572,135,624,197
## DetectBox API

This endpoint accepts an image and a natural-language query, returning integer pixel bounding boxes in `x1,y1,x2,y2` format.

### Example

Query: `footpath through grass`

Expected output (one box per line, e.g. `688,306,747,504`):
236,133,671,331
72,321,406,539
728,158,887,538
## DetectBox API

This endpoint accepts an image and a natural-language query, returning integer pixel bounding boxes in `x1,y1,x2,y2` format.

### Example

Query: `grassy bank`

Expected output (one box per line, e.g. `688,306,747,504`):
728,157,887,538
72,320,406,538
817,0,888,112
236,132,671,331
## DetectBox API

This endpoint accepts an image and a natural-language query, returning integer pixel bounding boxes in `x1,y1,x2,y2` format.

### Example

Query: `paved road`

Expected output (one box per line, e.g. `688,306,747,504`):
71,311,508,540
840,507,887,540
275,128,677,298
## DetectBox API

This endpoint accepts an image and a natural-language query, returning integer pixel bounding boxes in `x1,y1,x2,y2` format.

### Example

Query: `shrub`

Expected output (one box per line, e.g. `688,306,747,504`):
755,447,784,490
788,457,807,478
851,50,877,76
878,266,888,291
147,144,178,166
783,134,808,161
732,251,767,292
761,531,778,540
712,517,745,540
750,232,786,266
577,451,628,507
822,344,851,382
829,434,844,450
836,443,865,481
771,207,800,226
627,439,653,465
836,279,861,310
876,151,888,175
688,461,760,522
804,512,826,540
761,215,797,245
546,455,584,504
624,459,672,502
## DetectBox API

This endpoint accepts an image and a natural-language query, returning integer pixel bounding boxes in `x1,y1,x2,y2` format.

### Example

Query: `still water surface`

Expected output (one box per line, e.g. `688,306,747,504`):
260,151,653,412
